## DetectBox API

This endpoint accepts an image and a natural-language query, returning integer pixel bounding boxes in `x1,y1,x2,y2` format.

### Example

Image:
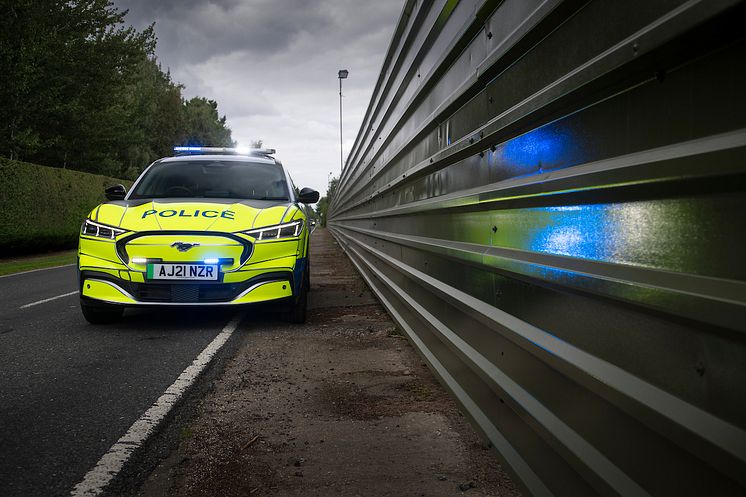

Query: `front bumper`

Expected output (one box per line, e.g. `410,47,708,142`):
79,230,306,306
80,272,293,305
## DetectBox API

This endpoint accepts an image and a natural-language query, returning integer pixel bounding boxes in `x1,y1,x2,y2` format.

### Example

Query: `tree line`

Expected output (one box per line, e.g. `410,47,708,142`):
315,176,338,226
0,0,234,179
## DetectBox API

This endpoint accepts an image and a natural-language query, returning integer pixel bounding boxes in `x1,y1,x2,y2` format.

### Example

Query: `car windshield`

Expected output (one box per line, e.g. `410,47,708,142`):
128,160,290,200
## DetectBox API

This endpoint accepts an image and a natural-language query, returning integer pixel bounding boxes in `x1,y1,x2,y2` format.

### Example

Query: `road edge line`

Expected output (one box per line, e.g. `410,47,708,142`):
70,312,246,497
19,290,80,309
0,262,76,279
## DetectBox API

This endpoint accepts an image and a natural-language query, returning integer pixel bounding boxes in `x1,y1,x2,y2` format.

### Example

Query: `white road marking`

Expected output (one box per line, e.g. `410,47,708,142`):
19,290,79,309
70,312,245,497
0,263,75,279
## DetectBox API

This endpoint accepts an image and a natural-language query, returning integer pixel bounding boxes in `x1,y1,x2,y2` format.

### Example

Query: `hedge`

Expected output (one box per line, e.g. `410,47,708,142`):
0,158,133,256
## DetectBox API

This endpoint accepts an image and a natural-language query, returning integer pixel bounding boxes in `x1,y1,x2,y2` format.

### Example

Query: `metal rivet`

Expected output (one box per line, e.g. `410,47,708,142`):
492,226,498,233
282,285,287,290
87,284,91,289
487,31,493,40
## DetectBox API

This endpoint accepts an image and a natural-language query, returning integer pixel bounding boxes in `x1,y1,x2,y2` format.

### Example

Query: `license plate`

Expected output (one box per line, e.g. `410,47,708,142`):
147,263,219,281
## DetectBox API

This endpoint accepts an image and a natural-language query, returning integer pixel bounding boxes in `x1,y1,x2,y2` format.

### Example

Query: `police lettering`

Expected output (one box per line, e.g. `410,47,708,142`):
142,209,235,219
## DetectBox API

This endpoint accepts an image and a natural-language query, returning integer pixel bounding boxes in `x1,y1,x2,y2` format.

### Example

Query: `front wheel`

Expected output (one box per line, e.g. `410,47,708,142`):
286,285,308,324
81,299,124,324
286,268,311,324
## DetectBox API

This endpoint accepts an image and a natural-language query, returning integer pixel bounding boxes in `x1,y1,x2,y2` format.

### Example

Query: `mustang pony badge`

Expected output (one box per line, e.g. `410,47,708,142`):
171,241,200,252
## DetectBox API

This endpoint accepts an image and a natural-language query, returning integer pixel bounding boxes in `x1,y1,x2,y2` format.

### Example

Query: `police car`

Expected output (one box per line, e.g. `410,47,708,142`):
78,147,319,324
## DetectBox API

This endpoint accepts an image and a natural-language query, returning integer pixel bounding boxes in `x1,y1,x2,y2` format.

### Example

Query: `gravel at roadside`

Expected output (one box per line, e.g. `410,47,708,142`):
137,229,521,497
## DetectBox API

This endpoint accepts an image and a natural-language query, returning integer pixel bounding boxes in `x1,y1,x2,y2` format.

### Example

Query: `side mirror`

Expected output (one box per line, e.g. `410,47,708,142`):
297,187,319,204
105,184,127,201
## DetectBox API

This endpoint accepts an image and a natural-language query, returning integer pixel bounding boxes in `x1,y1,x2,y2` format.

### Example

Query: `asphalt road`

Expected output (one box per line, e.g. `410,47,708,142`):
0,264,243,497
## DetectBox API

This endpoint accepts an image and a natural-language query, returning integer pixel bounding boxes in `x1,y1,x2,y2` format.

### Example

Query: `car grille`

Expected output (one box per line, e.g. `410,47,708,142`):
128,282,247,303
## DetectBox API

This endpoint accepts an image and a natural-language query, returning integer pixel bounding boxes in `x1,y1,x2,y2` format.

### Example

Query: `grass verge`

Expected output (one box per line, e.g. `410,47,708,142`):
0,250,77,276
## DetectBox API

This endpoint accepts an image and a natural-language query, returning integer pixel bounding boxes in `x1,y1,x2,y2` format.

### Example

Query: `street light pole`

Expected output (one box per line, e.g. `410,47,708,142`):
338,69,348,173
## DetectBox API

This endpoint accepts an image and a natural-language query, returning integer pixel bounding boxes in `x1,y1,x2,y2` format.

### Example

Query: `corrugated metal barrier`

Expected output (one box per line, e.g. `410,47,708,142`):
328,1,746,496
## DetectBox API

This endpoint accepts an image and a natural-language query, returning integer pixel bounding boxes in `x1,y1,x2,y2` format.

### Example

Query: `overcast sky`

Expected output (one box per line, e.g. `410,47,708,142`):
113,0,403,195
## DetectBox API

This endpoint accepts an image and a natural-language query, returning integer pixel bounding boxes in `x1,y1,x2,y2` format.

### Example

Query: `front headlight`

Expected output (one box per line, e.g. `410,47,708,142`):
81,219,127,240
243,220,303,240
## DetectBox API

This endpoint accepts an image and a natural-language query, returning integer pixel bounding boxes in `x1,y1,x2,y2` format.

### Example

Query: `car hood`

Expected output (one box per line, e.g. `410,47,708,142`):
91,199,300,232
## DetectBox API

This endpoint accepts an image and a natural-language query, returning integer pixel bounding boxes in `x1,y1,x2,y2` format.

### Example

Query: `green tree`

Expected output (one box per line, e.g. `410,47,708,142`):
119,57,186,177
315,176,339,227
0,0,155,176
181,97,234,148
0,0,235,179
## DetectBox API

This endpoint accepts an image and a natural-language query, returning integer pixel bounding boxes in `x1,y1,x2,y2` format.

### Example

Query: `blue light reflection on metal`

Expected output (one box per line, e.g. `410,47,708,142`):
474,198,704,275
528,205,605,261
524,203,661,267
493,125,571,177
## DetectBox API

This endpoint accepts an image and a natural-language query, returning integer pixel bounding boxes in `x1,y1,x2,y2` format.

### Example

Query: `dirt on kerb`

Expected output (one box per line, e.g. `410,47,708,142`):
137,228,521,497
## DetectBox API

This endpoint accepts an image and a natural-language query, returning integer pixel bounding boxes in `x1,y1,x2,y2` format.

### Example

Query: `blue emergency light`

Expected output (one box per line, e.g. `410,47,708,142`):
173,146,276,155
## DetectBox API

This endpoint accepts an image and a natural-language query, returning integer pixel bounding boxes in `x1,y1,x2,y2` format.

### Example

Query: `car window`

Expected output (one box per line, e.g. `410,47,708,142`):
129,161,290,200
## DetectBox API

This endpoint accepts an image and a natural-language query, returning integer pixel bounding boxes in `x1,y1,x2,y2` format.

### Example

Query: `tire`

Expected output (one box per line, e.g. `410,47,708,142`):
81,299,124,324
286,284,308,324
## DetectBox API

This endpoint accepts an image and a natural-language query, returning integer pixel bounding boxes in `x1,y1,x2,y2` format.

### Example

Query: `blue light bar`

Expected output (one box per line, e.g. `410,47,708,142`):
173,146,276,155
204,258,219,264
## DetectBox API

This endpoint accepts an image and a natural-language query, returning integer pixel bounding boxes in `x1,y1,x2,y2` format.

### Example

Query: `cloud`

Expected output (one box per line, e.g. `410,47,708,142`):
117,0,333,61
114,0,402,195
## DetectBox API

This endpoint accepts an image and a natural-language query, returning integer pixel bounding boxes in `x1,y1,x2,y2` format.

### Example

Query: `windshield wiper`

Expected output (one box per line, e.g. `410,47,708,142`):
252,196,288,201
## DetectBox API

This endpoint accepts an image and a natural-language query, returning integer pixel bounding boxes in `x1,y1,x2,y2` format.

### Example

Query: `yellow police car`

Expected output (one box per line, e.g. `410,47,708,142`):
78,147,318,324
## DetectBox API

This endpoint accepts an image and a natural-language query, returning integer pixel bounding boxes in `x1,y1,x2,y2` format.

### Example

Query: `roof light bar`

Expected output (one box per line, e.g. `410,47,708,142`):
173,146,276,155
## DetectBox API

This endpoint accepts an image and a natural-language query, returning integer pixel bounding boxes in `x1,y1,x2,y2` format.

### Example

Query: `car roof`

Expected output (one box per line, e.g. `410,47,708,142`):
160,154,278,166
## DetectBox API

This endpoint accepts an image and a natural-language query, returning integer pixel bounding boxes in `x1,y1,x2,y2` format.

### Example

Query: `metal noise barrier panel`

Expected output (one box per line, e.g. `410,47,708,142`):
328,0,746,496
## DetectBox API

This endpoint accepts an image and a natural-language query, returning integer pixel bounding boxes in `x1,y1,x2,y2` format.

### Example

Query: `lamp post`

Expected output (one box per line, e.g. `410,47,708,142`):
338,69,348,173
